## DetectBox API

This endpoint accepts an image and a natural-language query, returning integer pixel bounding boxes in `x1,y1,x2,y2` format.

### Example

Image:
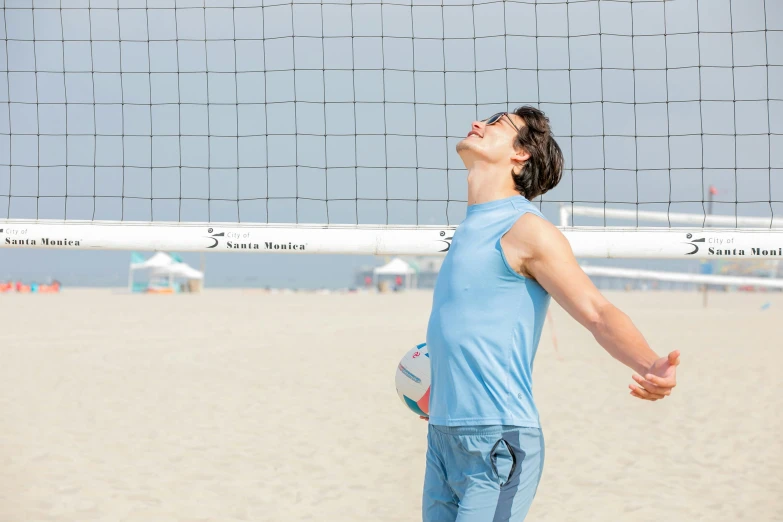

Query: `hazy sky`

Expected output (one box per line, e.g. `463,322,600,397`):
1,0,780,287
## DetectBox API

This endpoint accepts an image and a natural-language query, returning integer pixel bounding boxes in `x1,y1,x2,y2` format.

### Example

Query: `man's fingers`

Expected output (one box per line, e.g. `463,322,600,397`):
643,373,676,389
632,373,673,396
629,383,664,400
629,386,661,401
668,350,681,366
629,388,657,401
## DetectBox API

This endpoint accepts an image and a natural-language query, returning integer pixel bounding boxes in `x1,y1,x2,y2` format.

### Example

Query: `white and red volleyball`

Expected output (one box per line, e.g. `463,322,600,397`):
395,343,431,417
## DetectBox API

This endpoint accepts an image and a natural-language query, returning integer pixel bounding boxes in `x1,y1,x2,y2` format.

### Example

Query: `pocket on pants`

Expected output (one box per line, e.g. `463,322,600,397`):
490,438,517,487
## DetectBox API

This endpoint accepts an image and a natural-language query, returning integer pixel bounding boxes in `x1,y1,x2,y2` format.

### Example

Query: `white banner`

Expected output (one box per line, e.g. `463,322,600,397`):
2,220,783,259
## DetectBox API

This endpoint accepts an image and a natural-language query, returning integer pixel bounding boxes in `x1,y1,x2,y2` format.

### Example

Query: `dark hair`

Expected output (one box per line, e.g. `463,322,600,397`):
510,106,564,200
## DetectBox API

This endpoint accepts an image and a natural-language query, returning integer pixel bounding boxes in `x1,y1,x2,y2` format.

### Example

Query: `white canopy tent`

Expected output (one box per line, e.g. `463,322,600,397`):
373,257,417,289
153,263,204,280
129,252,204,292
130,251,175,271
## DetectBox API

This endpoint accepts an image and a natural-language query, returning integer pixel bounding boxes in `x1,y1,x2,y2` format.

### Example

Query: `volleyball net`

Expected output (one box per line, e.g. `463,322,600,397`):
1,0,781,257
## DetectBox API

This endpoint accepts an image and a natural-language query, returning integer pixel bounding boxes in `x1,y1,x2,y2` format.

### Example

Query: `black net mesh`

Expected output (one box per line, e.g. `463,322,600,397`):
1,0,781,228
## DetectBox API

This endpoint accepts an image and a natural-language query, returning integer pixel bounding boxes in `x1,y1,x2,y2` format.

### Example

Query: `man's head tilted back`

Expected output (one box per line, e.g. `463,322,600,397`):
456,106,564,200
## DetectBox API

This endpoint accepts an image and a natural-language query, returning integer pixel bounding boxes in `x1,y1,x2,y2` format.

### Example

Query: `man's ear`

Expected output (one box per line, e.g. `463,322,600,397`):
512,148,530,172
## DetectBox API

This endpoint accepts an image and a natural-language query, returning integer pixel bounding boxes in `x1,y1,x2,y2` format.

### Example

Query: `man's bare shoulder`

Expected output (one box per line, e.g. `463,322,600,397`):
504,212,569,253
501,212,571,277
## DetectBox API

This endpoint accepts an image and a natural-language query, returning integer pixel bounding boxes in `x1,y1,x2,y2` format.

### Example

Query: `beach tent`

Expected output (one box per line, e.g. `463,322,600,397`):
374,257,415,276
373,258,417,289
128,252,203,292
130,251,175,271
129,252,173,291
153,262,204,280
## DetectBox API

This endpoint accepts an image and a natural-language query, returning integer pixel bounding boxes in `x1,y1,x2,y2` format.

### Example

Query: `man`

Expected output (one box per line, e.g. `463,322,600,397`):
422,106,681,521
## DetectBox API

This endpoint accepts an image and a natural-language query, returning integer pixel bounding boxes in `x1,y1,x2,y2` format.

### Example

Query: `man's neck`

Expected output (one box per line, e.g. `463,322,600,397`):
467,168,520,206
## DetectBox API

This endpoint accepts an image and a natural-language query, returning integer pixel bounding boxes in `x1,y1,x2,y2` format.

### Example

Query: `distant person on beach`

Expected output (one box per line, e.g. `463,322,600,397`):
422,107,681,522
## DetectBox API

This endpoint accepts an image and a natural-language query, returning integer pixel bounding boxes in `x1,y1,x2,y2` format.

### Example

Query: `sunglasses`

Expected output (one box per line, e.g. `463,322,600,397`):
483,112,521,134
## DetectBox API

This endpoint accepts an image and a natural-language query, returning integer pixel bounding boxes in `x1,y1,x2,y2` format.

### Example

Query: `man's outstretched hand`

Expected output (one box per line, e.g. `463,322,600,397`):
629,350,680,401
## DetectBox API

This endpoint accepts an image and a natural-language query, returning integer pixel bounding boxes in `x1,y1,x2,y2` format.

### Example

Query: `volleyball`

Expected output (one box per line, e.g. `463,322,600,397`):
395,343,431,417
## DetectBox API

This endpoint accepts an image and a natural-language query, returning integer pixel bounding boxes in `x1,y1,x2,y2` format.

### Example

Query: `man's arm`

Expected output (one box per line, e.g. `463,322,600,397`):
502,214,680,401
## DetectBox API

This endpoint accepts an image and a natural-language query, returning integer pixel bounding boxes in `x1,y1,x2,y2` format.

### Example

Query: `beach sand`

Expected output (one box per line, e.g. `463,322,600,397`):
0,289,781,521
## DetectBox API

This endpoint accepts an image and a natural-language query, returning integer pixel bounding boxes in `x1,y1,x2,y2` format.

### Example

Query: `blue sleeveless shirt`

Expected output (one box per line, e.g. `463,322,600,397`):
426,195,550,427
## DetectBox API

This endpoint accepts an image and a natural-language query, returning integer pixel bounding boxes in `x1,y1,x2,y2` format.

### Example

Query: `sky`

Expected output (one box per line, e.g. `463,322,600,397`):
1,0,781,288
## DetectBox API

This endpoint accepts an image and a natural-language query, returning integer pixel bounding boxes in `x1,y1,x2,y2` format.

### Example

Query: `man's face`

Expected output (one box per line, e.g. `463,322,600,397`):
456,112,527,169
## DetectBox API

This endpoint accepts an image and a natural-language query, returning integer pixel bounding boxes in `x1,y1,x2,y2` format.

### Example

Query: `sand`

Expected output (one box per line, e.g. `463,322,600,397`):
0,289,781,522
